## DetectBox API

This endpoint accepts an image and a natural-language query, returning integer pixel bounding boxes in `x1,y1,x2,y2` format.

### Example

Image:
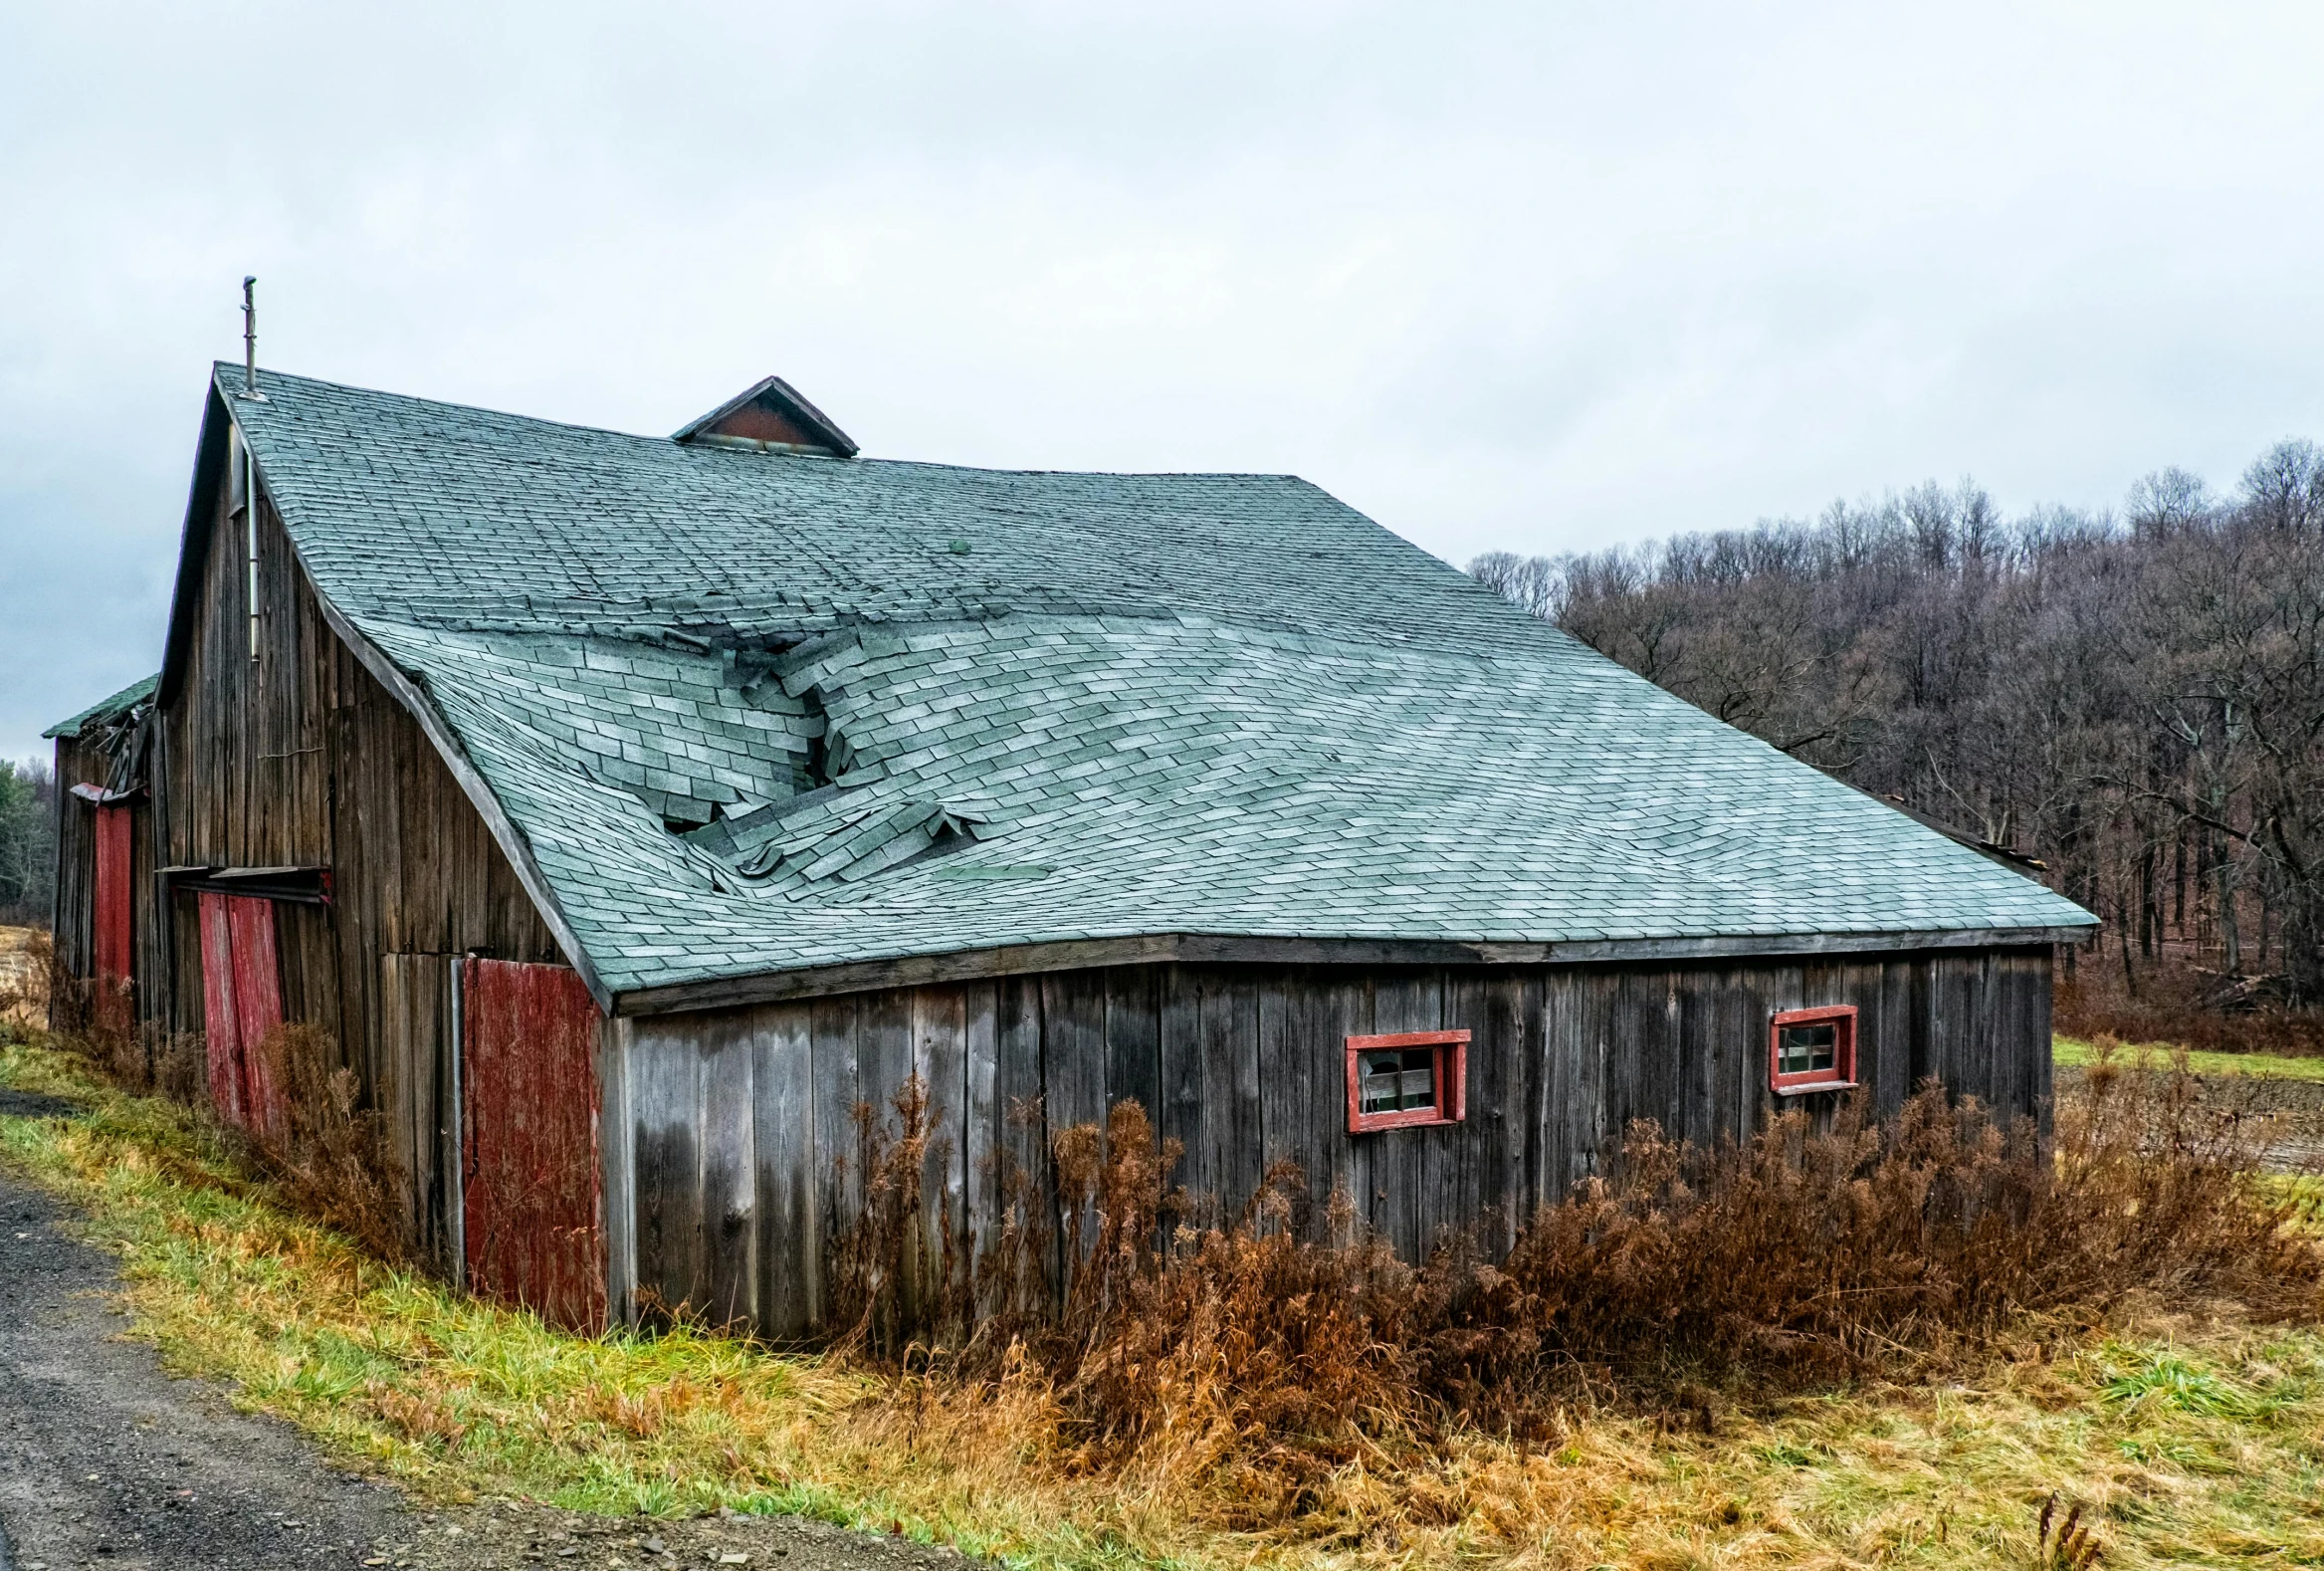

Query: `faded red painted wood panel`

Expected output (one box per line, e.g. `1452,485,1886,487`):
92,805,134,985
463,959,605,1331
227,895,286,1139
196,892,284,1132
197,892,247,1125
92,804,134,1032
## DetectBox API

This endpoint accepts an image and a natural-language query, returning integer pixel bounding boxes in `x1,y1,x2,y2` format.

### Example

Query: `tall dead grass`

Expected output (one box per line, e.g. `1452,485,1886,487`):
247,1021,416,1268
834,1063,2323,1508
12,981,416,1269
2057,960,2324,1055
8,929,207,1099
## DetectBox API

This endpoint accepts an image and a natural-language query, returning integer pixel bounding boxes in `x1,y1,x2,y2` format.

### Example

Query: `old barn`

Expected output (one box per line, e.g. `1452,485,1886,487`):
48,361,2096,1333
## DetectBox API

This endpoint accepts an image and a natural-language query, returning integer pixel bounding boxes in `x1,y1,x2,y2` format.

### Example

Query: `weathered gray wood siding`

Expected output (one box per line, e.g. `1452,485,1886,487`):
156,452,567,1257
616,947,2052,1337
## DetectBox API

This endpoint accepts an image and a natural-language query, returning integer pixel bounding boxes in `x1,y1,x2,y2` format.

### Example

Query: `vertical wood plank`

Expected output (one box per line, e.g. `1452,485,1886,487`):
631,1016,706,1322
1199,967,1266,1227
752,1002,817,1338
701,1010,758,1330
1040,970,1109,1259
1040,971,1109,1137
2027,947,2056,1130
1102,967,1162,1129
600,1015,637,1328
959,982,1001,1281
1157,966,1208,1221
913,986,969,1307
992,975,1054,1304
1445,968,1524,1254
810,993,863,1330
1367,969,1442,1257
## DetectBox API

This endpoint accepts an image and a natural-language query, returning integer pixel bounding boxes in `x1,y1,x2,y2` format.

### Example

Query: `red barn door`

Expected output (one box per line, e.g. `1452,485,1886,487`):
196,892,284,1133
462,959,605,1331
91,804,133,1030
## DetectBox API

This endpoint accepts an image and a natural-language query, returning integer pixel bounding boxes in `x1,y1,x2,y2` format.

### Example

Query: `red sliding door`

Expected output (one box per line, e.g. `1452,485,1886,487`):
92,804,133,1029
462,959,605,1331
197,892,284,1135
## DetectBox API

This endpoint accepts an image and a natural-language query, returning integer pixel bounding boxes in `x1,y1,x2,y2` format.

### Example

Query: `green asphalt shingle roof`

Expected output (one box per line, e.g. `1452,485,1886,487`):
44,673,158,740
220,364,2095,998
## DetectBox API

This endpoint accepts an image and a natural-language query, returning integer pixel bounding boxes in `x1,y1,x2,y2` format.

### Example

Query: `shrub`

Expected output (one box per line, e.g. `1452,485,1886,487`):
247,1021,415,1268
2057,960,2324,1056
835,1064,2322,1494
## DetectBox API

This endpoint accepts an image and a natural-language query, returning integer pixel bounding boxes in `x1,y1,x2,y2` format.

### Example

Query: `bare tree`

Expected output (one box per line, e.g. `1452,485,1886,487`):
1469,438,2324,1006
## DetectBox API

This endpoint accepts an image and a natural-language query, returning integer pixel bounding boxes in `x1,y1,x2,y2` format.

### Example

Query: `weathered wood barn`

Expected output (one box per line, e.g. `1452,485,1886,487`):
44,675,159,1035
49,361,2096,1334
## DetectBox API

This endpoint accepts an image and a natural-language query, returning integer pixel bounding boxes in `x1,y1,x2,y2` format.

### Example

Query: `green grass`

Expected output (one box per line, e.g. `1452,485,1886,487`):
2054,1034,2324,1081
5,1031,2324,1570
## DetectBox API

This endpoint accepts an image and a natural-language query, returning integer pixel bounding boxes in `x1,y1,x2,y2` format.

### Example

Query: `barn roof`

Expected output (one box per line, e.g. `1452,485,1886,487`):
199,364,2094,1010
43,673,159,741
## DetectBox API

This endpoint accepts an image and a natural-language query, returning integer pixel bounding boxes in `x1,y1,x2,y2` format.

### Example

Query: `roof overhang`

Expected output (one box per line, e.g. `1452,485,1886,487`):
610,922,2097,1016
158,375,241,709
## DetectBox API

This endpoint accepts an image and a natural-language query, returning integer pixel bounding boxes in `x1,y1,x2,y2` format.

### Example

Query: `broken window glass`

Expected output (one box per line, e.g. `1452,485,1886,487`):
1777,1021,1837,1077
1358,1046,1437,1115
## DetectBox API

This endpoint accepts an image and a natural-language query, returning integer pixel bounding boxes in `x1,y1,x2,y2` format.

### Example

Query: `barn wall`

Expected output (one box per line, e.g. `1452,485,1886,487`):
158,456,567,1257
47,734,160,1035
617,946,2053,1337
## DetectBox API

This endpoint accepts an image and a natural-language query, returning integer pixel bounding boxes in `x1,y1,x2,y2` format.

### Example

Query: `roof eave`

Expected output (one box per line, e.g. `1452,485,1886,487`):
610,922,2100,1016
157,372,242,709
307,591,617,1013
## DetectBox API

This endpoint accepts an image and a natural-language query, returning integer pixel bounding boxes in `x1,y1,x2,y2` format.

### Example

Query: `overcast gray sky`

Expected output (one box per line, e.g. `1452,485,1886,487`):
6,1,2324,763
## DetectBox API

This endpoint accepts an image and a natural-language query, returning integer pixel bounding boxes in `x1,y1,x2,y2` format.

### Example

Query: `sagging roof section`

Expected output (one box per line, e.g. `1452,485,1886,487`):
201,362,2097,1007
673,374,859,457
44,674,159,740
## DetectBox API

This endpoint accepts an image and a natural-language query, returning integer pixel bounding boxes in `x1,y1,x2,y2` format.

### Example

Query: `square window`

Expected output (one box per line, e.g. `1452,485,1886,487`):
1346,1029,1467,1132
1769,1005,1858,1095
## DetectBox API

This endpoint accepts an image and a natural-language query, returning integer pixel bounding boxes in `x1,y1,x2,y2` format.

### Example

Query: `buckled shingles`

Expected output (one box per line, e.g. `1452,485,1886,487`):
232,363,2097,997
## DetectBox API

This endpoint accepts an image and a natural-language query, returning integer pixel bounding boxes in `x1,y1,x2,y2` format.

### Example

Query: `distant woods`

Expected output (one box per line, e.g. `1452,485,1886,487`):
0,758,55,927
1472,438,2324,1019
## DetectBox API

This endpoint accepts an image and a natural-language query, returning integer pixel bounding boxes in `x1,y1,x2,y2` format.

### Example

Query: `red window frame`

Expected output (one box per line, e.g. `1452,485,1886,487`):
1769,1005,1858,1095
1345,1028,1469,1133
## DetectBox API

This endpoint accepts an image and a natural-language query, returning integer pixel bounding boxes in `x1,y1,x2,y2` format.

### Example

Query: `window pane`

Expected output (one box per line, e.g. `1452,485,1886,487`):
1779,1022,1837,1076
1360,1047,1437,1113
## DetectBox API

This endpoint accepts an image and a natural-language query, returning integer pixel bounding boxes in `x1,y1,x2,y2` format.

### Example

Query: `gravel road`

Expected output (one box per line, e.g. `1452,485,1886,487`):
0,1096,966,1571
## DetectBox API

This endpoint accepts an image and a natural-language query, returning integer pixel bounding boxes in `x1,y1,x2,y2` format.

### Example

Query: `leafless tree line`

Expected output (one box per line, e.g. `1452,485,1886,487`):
0,758,54,927
1472,440,2324,1009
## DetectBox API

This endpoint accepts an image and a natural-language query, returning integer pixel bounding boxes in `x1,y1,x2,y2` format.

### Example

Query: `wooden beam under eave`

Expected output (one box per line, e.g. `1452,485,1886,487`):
608,924,2095,1017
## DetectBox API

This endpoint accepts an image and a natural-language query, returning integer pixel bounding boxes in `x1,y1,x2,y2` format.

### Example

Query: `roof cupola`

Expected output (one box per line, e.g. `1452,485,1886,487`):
673,375,858,457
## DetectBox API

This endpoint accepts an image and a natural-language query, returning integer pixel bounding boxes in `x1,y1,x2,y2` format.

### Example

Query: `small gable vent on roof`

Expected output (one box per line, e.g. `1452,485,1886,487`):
673,375,859,458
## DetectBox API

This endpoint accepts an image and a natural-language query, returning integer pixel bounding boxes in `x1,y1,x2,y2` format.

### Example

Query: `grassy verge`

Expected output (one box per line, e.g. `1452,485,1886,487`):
4,1034,2323,1569
2054,1034,2324,1081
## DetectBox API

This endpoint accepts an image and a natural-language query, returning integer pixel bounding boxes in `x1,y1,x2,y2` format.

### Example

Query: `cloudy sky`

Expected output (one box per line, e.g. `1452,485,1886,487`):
5,1,2323,762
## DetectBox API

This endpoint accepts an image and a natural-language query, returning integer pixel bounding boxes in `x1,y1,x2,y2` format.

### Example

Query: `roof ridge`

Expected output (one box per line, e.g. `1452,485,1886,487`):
216,361,1321,484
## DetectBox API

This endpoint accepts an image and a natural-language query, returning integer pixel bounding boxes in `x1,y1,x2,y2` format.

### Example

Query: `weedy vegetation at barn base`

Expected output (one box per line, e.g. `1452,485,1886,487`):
1,1017,2321,1571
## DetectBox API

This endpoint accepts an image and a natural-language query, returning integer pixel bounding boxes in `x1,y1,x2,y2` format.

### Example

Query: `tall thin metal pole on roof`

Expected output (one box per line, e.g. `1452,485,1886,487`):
241,276,259,398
